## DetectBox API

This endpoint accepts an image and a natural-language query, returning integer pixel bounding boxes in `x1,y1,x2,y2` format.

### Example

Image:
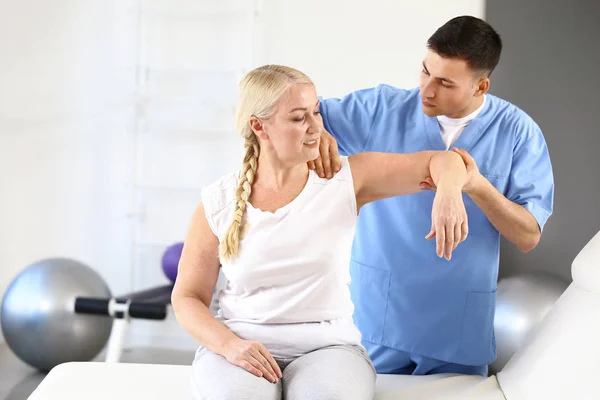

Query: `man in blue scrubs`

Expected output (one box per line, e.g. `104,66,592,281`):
313,16,554,376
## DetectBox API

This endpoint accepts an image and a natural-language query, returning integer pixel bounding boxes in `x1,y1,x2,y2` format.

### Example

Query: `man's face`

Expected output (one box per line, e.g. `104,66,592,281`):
419,50,485,118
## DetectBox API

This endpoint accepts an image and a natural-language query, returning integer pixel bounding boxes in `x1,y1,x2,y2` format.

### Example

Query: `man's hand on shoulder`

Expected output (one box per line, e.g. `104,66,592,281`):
308,128,341,179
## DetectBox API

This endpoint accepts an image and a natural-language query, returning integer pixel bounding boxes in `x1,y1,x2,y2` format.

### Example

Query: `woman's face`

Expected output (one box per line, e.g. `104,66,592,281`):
254,83,323,166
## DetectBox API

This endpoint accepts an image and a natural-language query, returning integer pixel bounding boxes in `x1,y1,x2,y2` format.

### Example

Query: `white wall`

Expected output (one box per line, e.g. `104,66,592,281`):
0,0,138,345
0,0,484,349
255,0,485,97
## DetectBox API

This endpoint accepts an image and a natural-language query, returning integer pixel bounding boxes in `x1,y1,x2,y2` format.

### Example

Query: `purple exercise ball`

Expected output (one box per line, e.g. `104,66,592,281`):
162,242,184,283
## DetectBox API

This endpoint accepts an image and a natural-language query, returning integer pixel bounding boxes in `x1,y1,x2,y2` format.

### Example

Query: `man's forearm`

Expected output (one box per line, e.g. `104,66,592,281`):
468,176,541,252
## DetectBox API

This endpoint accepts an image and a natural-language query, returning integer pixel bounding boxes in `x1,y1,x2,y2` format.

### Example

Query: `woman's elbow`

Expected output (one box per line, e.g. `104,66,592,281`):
171,289,184,316
170,286,193,314
171,287,210,314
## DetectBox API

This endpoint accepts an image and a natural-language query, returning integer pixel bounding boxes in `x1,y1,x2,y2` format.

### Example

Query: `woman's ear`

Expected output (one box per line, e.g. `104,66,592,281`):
250,116,268,140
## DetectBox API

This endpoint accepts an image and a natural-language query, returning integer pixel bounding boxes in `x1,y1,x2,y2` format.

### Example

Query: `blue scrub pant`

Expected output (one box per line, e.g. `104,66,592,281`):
365,341,488,376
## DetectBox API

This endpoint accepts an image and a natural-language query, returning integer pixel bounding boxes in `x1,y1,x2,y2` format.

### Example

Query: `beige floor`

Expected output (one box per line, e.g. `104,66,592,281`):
0,344,195,400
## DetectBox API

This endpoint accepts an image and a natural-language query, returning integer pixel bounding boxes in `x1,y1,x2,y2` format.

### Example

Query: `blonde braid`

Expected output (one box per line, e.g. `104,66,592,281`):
219,134,260,261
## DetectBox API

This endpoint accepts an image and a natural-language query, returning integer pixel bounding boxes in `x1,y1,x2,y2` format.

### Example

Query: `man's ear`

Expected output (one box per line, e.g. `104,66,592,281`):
475,76,490,96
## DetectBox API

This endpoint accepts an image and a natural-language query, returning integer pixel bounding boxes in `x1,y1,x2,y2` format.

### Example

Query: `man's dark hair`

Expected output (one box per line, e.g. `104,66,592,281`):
427,16,502,76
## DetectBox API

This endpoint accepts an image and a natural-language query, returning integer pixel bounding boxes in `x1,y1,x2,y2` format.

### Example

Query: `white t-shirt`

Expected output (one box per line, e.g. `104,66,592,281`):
437,96,486,149
201,156,362,358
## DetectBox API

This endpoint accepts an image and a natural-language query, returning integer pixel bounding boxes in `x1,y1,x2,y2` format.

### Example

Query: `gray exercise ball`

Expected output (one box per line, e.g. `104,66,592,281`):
1,258,113,372
490,272,569,373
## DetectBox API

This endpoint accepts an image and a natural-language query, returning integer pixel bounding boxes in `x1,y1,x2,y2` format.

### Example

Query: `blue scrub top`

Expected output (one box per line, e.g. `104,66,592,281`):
320,85,554,366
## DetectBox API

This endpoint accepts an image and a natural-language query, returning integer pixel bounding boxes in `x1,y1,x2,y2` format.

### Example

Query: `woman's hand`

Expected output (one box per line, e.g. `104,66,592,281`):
222,338,283,383
425,189,468,260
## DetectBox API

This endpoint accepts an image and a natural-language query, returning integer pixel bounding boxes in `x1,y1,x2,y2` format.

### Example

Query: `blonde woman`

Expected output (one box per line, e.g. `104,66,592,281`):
172,65,468,399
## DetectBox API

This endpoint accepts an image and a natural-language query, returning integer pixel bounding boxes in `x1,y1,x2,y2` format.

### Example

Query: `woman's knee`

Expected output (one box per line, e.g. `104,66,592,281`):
285,379,374,400
191,349,281,400
283,346,375,400
191,372,281,400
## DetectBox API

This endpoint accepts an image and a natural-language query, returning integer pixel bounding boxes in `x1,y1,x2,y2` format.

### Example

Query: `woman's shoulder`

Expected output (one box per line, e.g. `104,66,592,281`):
201,170,239,216
310,156,353,185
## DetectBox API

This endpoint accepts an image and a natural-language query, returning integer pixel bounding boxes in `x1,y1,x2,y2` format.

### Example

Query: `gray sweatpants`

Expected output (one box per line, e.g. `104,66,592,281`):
190,344,376,399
